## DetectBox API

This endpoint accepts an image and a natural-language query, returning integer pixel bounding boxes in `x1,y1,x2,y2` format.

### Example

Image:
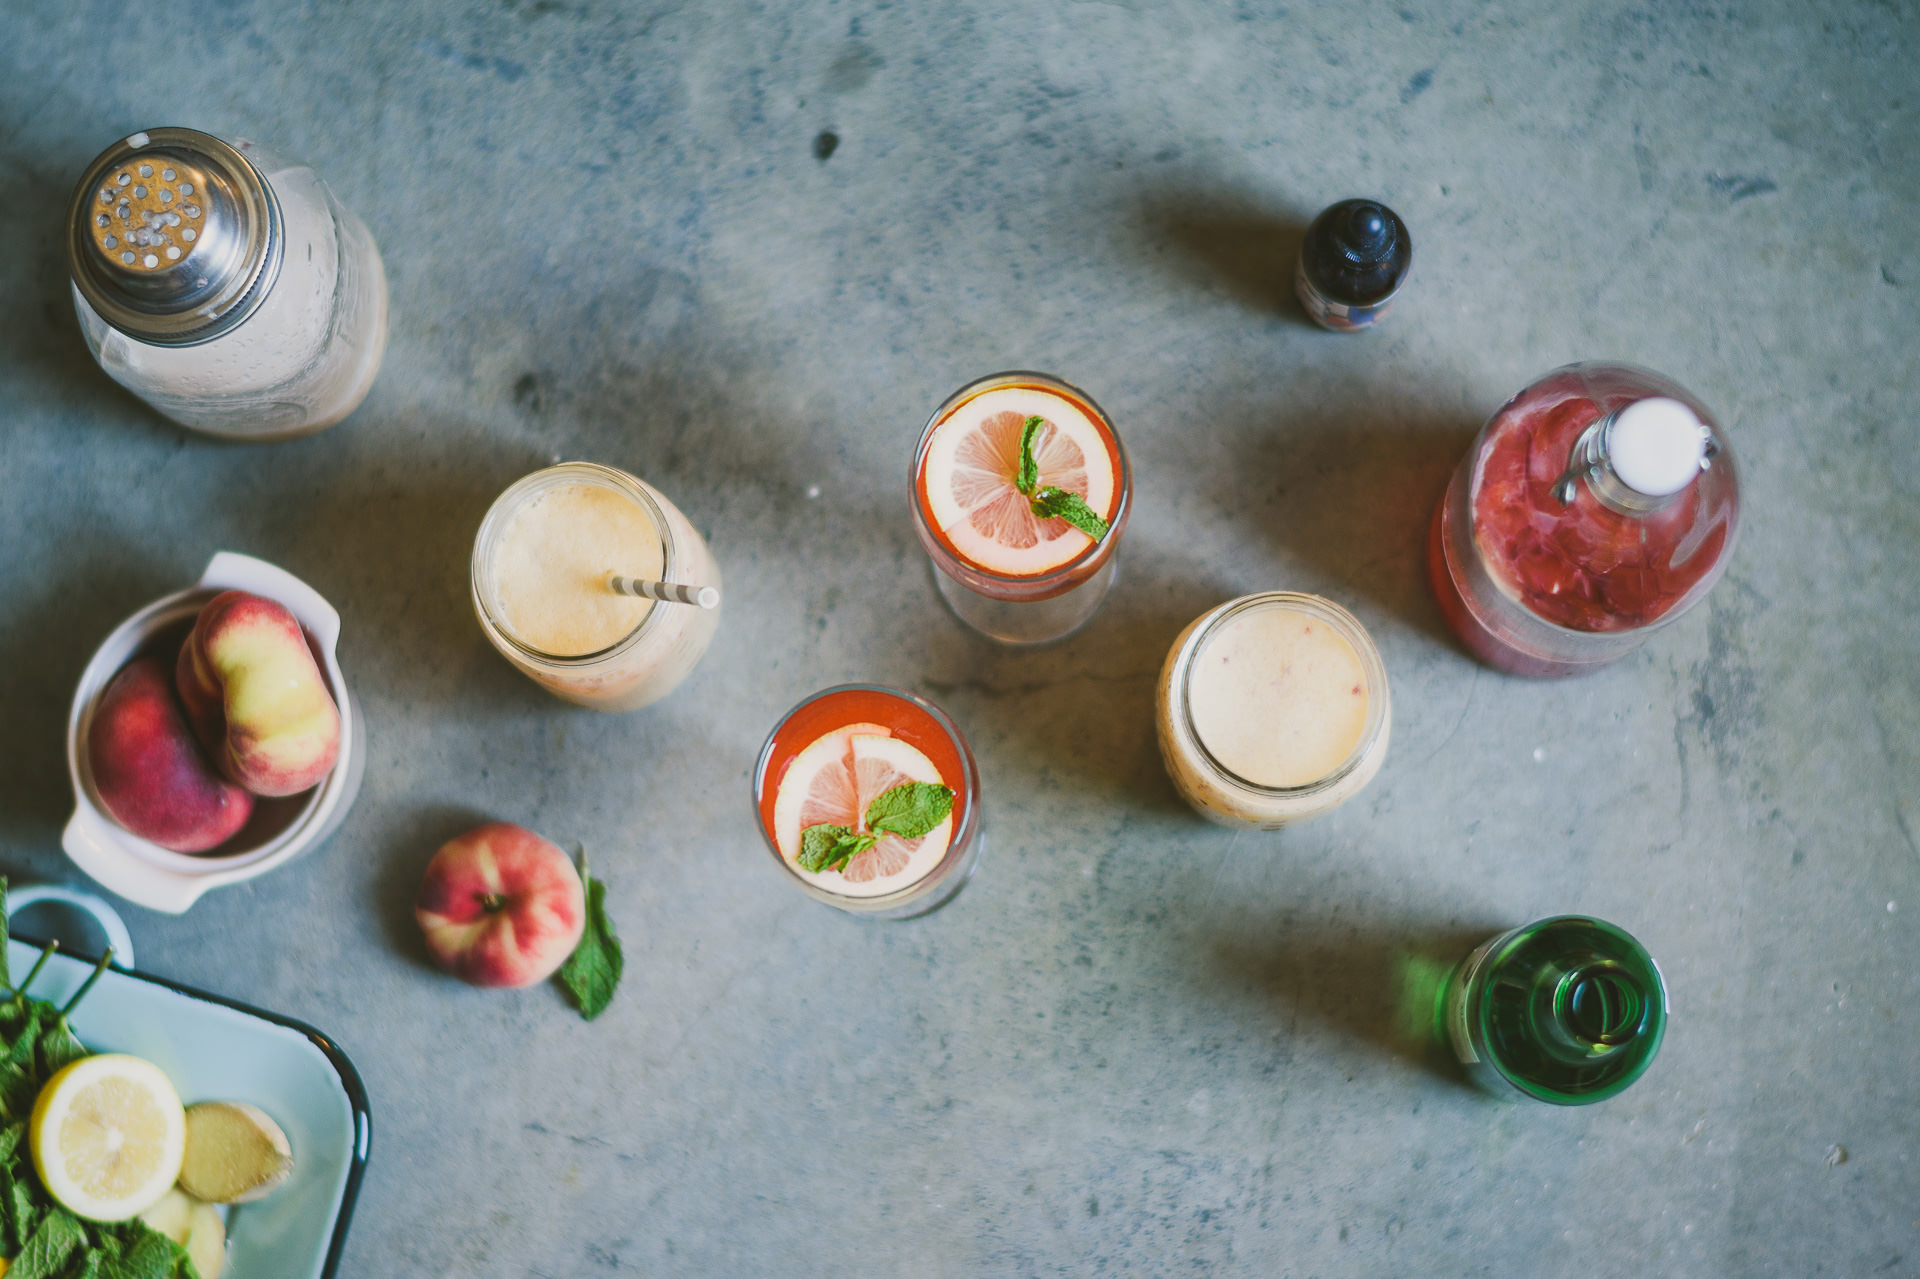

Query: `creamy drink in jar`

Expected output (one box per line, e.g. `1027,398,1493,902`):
910,372,1131,644
1156,593,1390,828
471,463,721,711
753,685,983,919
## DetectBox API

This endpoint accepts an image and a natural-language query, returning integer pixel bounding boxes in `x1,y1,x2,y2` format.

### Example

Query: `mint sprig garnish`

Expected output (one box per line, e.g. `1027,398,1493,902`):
797,781,956,875
1015,414,1110,540
1016,416,1043,496
864,781,955,838
797,824,878,874
558,850,623,1021
1030,487,1109,539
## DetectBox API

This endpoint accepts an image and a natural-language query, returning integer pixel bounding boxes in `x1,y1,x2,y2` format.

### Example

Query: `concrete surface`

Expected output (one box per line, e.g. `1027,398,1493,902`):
2,2,1916,1275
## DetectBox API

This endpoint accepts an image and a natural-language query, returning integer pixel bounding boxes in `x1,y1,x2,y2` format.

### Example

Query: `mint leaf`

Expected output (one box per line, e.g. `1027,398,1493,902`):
39,1016,89,1079
1031,486,1110,540
1016,416,1044,496
865,782,955,841
11,1206,83,1279
797,824,877,874
557,853,623,1022
98,1229,172,1279
798,824,850,873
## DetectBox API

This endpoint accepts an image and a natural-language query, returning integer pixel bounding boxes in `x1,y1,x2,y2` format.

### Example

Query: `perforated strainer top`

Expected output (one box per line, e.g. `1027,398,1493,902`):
67,128,283,346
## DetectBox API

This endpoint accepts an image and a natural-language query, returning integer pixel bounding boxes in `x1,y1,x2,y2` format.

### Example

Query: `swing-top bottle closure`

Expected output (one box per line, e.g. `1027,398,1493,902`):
1552,396,1717,515
66,128,283,347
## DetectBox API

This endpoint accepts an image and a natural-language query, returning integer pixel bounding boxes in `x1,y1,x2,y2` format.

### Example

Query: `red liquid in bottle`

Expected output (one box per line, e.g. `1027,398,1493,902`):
1429,365,1739,676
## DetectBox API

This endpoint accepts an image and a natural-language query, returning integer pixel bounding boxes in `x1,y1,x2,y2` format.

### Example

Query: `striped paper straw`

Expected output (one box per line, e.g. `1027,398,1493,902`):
608,575,720,610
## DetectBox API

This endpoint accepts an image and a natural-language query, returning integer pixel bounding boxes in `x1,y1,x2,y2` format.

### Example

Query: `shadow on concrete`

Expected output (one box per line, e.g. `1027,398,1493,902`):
1200,910,1501,1091
259,417,552,720
0,547,183,854
0,111,188,440
370,801,496,973
1132,181,1315,321
917,547,1241,816
1199,402,1482,648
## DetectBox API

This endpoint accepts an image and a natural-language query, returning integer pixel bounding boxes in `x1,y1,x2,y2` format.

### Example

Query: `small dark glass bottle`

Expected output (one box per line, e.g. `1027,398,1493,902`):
1294,198,1412,331
1443,916,1667,1104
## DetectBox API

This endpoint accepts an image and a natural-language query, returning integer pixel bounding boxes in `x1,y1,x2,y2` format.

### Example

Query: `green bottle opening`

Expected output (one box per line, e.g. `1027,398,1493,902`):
1446,916,1667,1105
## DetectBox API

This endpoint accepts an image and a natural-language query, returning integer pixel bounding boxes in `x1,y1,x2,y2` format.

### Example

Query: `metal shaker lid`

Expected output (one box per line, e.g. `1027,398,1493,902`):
66,128,282,346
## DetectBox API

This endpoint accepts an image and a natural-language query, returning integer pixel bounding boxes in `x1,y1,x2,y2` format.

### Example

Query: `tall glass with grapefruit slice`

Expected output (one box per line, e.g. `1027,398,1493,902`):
911,372,1132,644
471,462,722,710
753,684,983,918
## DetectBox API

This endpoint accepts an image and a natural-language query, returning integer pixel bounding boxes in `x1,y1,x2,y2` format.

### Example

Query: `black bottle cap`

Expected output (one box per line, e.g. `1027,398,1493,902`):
1336,202,1396,265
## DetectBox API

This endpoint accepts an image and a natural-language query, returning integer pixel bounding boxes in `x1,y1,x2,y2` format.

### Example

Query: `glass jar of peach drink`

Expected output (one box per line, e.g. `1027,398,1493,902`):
1156,593,1390,828
471,463,721,711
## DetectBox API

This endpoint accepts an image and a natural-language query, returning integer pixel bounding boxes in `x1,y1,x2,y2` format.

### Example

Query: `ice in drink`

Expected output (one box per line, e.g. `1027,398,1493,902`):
911,372,1131,645
471,463,721,711
1156,593,1390,828
753,685,982,918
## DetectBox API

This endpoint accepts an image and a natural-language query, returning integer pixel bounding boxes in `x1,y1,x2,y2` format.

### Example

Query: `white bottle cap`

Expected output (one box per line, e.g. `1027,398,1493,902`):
1607,398,1709,497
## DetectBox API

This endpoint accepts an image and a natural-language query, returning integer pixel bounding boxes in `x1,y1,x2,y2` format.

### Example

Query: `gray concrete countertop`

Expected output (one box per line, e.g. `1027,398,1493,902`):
2,2,1915,1275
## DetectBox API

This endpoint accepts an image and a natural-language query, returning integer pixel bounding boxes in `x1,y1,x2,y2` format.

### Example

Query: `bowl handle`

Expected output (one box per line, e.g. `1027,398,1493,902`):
61,807,210,917
8,883,136,970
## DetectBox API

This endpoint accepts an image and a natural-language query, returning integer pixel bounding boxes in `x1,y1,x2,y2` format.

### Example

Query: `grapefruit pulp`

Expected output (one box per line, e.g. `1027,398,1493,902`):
920,385,1117,577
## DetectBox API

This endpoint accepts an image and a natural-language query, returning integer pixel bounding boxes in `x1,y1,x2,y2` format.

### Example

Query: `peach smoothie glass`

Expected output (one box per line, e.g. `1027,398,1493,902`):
911,372,1132,645
753,685,983,920
471,462,721,711
1156,593,1391,829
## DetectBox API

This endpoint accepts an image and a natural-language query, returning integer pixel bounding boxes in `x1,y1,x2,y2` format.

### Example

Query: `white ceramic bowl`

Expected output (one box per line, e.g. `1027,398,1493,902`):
63,552,366,914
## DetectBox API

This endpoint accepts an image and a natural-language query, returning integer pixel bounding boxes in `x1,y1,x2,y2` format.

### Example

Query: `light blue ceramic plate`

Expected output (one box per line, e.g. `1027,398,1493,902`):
4,924,370,1279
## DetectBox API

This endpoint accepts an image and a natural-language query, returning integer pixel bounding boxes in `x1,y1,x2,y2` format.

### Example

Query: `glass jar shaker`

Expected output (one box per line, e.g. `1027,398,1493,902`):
67,127,389,440
1427,362,1741,676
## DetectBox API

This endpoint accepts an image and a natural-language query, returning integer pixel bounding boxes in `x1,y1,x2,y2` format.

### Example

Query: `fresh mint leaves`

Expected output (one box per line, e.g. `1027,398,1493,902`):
557,853,624,1022
12,1206,83,1279
796,825,878,875
1030,487,1110,539
865,782,955,840
797,781,957,876
1016,416,1043,496
1014,415,1111,540
0,880,195,1278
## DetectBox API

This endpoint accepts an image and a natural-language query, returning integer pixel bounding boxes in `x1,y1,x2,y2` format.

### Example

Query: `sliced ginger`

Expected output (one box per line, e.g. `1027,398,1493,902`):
177,1102,293,1205
141,1187,227,1278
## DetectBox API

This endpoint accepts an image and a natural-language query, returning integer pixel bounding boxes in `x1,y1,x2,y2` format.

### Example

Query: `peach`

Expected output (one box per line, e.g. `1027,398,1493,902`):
176,591,340,798
414,823,586,988
89,657,254,853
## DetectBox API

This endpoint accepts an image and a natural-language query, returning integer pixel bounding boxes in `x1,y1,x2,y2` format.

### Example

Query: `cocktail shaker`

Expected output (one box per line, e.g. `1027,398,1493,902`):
67,127,388,440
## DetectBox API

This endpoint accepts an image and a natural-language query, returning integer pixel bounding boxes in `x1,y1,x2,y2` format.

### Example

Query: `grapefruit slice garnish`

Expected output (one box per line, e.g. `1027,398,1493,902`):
923,386,1116,576
772,726,955,894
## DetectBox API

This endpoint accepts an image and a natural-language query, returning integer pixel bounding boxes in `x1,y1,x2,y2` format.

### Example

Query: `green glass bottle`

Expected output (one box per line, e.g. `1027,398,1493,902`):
1443,915,1667,1104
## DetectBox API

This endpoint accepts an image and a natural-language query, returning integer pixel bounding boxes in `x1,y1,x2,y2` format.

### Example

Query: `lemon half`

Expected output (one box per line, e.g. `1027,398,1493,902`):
30,1054,187,1221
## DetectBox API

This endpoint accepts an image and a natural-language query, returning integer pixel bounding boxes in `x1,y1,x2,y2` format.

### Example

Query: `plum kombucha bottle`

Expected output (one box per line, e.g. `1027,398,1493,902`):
1427,363,1740,676
1443,916,1667,1104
